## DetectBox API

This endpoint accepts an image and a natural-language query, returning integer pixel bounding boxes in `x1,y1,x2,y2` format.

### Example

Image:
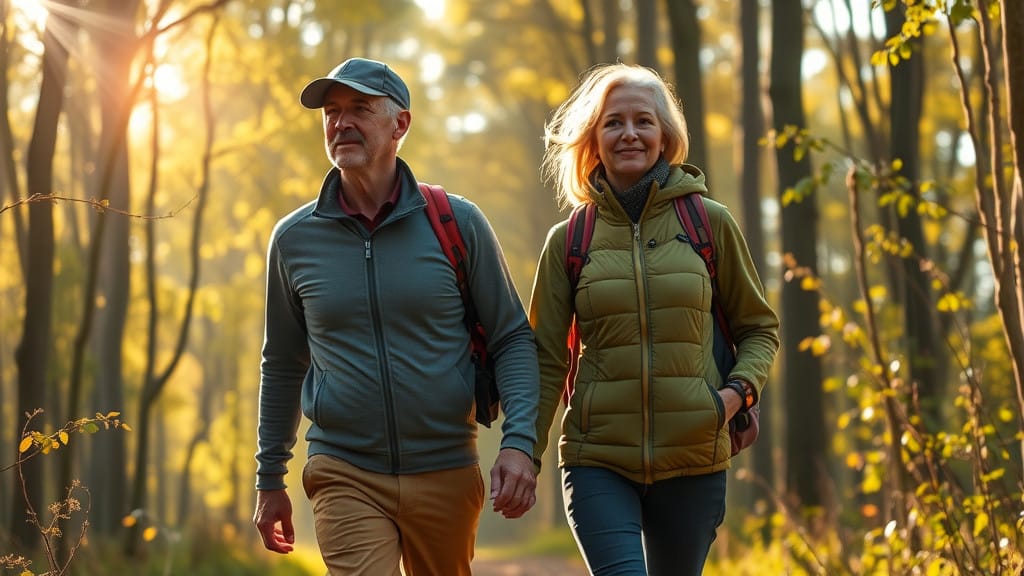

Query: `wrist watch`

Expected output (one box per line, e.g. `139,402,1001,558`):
724,380,755,413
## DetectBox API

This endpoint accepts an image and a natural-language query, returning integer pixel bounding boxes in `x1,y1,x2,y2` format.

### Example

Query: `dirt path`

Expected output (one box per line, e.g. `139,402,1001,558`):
470,556,588,575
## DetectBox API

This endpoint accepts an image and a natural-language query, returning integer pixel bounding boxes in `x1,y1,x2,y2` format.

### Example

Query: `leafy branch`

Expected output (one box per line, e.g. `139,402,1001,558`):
1,409,132,576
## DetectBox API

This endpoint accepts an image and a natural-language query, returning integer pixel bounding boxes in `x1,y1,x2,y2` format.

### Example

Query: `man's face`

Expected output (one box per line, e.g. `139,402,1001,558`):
321,84,405,171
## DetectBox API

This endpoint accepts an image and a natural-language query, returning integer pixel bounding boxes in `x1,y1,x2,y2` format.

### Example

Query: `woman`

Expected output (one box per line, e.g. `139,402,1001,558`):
529,63,780,575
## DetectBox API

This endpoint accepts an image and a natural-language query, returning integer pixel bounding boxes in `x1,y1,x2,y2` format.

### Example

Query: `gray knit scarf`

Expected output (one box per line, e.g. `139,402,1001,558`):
593,158,671,223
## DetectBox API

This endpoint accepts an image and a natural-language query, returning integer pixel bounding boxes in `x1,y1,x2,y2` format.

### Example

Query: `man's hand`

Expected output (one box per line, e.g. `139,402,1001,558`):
254,489,295,554
489,448,537,519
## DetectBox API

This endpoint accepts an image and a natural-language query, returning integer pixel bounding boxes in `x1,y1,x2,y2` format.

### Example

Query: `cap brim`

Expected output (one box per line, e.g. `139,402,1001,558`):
299,78,389,109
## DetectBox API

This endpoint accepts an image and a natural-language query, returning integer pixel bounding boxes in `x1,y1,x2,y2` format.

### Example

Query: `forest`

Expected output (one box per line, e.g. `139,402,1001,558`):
1,0,1023,574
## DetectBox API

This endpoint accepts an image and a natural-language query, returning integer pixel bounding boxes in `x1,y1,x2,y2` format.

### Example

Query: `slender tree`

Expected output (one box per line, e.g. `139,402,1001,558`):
635,0,657,68
126,14,217,552
769,0,828,512
10,1,73,549
85,0,140,536
738,0,775,505
665,0,707,171
885,6,942,424
0,0,26,276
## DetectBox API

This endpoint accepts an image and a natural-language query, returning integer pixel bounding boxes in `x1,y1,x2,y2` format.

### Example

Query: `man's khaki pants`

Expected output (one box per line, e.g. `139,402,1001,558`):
302,454,484,576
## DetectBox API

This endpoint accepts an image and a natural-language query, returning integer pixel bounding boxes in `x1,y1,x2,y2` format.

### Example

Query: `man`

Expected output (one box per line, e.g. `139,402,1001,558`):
253,57,539,576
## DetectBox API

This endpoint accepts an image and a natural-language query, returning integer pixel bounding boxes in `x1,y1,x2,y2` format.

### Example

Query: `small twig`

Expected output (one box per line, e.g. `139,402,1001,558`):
0,193,194,218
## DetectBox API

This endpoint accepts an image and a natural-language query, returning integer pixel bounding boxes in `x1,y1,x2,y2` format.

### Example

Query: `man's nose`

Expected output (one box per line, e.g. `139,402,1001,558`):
332,112,352,130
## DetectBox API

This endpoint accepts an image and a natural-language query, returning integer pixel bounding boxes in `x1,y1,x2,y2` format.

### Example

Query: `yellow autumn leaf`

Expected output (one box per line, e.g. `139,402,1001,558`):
58,431,69,445
810,335,831,356
863,469,882,494
837,413,852,430
106,411,121,418
844,451,862,469
973,512,989,537
800,276,821,291
19,436,33,453
122,515,137,527
999,406,1014,422
143,526,159,542
121,424,133,432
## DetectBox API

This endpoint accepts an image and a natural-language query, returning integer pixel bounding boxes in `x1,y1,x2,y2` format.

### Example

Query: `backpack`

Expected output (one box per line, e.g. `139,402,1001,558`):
419,183,500,428
564,193,759,455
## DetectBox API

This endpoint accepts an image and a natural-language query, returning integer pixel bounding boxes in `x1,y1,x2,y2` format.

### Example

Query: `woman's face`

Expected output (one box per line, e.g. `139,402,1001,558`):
595,84,664,192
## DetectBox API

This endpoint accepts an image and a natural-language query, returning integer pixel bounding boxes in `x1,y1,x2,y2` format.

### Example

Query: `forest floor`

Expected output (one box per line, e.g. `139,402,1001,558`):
470,555,588,575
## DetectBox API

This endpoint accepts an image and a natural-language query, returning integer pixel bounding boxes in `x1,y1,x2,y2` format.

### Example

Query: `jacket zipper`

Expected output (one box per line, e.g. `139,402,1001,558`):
364,237,401,473
632,222,654,484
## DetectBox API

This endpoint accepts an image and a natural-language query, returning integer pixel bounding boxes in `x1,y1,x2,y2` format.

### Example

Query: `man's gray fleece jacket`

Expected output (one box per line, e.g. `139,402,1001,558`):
255,158,539,491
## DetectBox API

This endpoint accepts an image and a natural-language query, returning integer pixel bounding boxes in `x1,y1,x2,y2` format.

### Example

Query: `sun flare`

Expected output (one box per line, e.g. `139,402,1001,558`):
11,0,49,28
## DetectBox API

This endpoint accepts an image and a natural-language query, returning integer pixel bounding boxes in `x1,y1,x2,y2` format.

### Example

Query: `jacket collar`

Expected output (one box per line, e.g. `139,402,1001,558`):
590,163,709,225
312,157,426,224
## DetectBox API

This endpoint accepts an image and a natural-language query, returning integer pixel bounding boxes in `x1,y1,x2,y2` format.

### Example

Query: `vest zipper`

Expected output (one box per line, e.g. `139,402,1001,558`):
632,222,654,484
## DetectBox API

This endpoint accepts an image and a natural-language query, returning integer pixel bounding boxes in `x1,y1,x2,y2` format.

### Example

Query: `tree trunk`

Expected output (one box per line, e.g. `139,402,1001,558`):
738,0,775,508
996,0,1024,467
0,0,27,277
665,0,707,171
769,0,828,510
579,0,599,65
885,8,942,424
86,0,138,534
599,0,618,63
635,0,657,69
10,8,70,548
127,20,214,551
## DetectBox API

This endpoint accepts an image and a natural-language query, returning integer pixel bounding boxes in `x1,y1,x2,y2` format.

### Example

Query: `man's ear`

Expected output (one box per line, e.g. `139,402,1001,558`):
394,109,411,140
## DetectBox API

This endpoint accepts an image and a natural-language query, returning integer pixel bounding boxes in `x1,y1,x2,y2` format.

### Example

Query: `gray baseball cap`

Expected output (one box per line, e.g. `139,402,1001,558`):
299,57,411,110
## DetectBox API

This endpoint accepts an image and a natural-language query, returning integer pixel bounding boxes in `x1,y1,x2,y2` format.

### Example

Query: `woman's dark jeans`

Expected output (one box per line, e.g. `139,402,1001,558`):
562,466,727,576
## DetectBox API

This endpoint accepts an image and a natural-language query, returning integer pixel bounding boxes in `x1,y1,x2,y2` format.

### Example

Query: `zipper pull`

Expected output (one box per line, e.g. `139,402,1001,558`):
364,240,371,259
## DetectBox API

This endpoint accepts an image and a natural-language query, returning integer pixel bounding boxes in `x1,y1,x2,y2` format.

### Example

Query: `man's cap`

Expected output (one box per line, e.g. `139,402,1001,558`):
300,58,411,110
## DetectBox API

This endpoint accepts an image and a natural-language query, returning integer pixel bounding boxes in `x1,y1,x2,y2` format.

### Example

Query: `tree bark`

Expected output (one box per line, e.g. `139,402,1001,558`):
0,0,27,277
599,0,618,63
769,0,828,510
738,0,776,509
885,7,942,423
635,0,657,69
86,0,139,536
10,7,71,548
996,0,1024,467
665,0,707,171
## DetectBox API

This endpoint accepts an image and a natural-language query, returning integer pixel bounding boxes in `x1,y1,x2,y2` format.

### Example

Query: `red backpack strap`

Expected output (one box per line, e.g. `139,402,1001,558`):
420,182,498,424
674,193,734,347
563,203,597,404
421,182,469,294
565,203,596,292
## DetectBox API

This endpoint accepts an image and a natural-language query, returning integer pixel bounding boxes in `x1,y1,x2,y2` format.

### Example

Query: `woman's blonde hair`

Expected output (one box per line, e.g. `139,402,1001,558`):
542,63,689,207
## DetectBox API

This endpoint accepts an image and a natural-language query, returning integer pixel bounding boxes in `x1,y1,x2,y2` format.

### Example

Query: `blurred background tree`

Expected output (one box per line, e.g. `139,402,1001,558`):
1,0,1021,573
